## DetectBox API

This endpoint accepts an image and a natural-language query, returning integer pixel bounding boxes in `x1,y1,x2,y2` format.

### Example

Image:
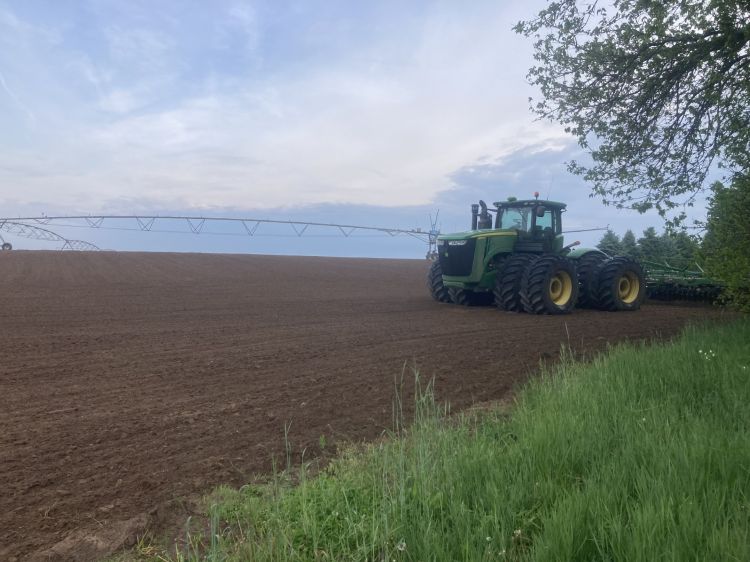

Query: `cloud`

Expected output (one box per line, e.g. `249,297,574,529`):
0,1,574,213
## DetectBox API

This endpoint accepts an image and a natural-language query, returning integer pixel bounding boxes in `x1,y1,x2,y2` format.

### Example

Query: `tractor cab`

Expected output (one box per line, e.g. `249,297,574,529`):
494,197,565,253
471,195,566,254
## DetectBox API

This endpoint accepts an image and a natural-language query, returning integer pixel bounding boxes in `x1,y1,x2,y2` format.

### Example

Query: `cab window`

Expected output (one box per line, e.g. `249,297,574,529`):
499,208,530,231
535,208,553,230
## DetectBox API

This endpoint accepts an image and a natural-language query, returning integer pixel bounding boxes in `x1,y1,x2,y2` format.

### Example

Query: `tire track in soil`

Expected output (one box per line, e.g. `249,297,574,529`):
0,251,729,560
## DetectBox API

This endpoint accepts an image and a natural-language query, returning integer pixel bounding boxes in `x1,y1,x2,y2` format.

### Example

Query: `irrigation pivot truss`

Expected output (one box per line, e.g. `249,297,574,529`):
0,220,100,251
0,215,441,256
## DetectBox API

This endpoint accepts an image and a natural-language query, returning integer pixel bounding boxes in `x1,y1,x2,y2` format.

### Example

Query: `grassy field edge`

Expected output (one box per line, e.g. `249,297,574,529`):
134,318,750,561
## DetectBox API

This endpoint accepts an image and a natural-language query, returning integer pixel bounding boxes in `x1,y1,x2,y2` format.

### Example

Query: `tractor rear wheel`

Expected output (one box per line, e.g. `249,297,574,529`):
427,260,451,303
449,288,494,306
594,257,645,311
494,254,535,311
521,255,578,314
576,252,607,308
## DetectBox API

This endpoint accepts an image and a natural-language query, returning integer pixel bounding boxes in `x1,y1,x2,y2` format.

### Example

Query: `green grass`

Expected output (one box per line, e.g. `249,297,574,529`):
148,319,750,561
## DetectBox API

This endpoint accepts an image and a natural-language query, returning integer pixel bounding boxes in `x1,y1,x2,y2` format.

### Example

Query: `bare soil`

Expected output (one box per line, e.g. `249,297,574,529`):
0,252,729,560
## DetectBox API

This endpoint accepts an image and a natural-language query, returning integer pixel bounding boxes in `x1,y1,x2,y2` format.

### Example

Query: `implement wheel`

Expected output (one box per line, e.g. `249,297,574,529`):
1,242,11,251
576,251,607,308
427,260,451,303
521,255,578,315
595,257,645,311
449,288,494,306
494,254,535,312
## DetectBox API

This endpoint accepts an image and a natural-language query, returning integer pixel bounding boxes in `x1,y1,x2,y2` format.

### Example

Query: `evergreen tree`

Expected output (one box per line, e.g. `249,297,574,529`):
658,232,678,264
596,230,622,256
637,227,662,262
672,232,700,265
620,230,639,259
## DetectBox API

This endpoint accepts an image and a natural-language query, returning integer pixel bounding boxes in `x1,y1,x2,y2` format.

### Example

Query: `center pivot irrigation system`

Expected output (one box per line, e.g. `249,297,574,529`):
0,220,100,251
0,213,443,256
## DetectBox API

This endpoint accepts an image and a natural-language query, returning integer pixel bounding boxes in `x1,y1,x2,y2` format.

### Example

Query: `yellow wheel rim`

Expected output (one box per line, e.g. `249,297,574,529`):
549,270,573,306
618,271,640,304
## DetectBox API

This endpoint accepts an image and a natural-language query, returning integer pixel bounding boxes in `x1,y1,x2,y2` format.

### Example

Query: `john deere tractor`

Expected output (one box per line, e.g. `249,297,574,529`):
427,196,645,314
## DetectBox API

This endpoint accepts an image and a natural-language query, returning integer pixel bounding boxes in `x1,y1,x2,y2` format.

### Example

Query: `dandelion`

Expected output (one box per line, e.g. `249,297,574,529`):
396,540,406,552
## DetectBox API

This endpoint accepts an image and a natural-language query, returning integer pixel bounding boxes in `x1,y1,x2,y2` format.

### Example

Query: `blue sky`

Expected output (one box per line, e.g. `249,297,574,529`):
0,1,703,256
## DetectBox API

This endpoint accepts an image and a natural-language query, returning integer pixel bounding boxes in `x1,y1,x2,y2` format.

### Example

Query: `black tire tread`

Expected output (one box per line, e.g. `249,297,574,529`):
576,252,607,308
595,256,646,311
427,260,452,303
493,254,535,311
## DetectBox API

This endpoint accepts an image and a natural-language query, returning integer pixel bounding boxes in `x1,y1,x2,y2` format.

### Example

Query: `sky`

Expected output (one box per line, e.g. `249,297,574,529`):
0,0,705,257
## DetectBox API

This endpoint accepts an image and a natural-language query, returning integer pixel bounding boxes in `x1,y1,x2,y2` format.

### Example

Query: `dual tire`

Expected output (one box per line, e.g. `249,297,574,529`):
593,256,645,311
494,253,645,314
494,254,579,314
520,255,579,314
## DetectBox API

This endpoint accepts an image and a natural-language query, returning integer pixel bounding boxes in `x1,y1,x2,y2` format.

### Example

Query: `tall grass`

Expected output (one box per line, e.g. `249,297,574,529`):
158,319,750,561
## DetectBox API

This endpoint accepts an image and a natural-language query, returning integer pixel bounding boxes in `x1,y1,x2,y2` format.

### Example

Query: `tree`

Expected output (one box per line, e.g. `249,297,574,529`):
515,1,750,226
620,229,639,259
702,177,750,310
597,229,622,255
637,227,663,262
671,231,700,264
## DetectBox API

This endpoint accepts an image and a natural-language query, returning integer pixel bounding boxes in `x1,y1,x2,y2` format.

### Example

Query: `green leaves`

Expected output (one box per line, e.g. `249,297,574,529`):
702,176,750,310
516,0,750,226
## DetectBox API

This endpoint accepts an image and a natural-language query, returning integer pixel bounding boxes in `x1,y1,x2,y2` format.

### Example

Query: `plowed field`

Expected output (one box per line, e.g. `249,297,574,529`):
0,252,727,560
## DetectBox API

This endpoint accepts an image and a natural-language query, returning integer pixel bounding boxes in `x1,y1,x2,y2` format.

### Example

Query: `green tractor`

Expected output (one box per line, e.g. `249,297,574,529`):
427,195,645,314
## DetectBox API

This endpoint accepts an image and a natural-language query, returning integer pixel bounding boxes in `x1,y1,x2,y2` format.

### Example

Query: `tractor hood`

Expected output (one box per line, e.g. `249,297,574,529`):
437,229,518,241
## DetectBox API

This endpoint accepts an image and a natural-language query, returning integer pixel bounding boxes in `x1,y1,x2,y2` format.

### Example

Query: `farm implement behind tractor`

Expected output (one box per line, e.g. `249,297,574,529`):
428,195,646,314
643,261,723,302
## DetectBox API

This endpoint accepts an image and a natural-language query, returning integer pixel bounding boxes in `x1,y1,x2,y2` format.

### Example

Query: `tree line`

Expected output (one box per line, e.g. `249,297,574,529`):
596,176,749,310
596,228,700,267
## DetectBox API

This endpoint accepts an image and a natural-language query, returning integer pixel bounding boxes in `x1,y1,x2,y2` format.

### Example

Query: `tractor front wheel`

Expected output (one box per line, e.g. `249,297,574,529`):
494,254,535,312
427,260,451,303
521,255,578,315
595,257,645,311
